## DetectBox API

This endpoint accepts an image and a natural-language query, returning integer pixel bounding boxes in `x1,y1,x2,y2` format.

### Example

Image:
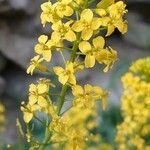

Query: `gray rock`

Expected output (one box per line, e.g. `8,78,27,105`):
2,64,39,100
0,0,48,69
0,0,42,15
0,54,7,72
0,77,6,95
0,22,36,69
124,12,150,49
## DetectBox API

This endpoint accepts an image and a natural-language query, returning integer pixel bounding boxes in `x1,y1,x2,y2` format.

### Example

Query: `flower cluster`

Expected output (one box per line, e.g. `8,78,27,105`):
116,57,150,150
21,0,127,149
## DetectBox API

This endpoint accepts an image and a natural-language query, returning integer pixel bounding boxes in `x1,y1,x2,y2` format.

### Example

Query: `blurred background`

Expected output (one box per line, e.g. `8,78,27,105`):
0,0,150,149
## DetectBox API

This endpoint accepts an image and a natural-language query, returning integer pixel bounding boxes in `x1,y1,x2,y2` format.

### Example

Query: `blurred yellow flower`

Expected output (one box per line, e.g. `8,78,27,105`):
116,57,150,150
72,84,107,109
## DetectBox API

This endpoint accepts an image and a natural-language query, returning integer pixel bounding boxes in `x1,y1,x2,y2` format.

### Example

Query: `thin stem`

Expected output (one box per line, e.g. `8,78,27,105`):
56,84,68,114
55,46,72,51
38,120,51,150
76,52,85,55
59,51,66,64
56,11,81,115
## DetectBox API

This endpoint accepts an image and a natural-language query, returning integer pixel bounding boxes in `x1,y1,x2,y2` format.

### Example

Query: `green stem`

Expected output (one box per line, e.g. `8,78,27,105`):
56,84,68,114
56,32,81,115
38,122,51,150
70,33,80,62
56,11,81,115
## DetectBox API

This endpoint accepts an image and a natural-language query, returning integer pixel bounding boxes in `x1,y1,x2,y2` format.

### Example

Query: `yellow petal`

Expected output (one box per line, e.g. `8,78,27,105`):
41,2,52,11
64,6,73,17
51,32,61,44
106,25,115,36
59,74,69,85
24,112,33,123
37,84,48,94
66,62,74,73
34,44,43,54
93,36,105,49
27,65,35,75
79,41,91,54
91,18,101,30
38,35,48,44
31,104,41,111
85,54,95,68
61,0,72,5
65,30,76,42
29,84,37,93
72,85,83,97
116,20,128,34
81,28,93,40
43,50,52,62
53,66,64,75
52,21,62,31
38,96,48,108
72,21,84,32
81,9,93,23
29,95,37,105
69,74,76,85
84,84,93,94
65,20,74,27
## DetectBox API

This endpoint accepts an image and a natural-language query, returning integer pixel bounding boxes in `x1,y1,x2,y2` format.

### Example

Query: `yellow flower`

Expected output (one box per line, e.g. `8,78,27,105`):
96,46,117,72
116,58,150,150
21,104,40,123
55,0,73,18
52,20,76,42
72,9,101,40
34,35,52,62
38,78,55,88
72,84,107,109
108,1,127,19
28,83,49,108
79,36,105,68
79,36,117,71
96,1,128,36
27,55,47,75
53,62,76,85
103,17,127,36
40,2,60,26
129,57,150,81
